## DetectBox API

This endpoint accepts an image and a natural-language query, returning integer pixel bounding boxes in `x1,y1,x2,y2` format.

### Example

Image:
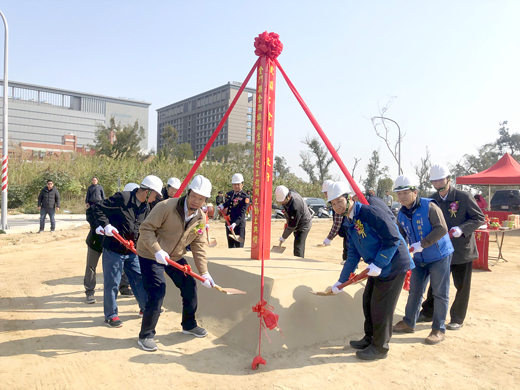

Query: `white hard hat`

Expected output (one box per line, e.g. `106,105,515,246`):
394,175,417,192
321,179,335,193
189,175,212,198
327,182,352,202
232,173,244,184
275,185,290,202
167,177,181,188
123,183,139,192
140,175,163,194
430,164,451,181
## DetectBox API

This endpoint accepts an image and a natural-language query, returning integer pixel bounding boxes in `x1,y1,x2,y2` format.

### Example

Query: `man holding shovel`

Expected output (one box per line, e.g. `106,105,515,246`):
275,185,312,258
136,175,217,352
91,175,163,328
219,173,249,248
327,181,413,361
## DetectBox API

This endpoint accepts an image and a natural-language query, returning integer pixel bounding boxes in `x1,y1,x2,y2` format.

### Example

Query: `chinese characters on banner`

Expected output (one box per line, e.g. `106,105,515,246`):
251,56,276,260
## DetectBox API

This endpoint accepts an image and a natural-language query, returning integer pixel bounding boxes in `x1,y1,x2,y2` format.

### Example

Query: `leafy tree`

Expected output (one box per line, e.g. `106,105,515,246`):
363,150,389,192
274,156,291,178
377,177,394,198
299,135,339,184
496,120,520,158
157,125,194,162
94,117,144,158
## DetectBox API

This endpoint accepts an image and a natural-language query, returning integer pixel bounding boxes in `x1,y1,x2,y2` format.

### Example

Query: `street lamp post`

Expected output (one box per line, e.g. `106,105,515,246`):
372,116,402,176
0,11,8,231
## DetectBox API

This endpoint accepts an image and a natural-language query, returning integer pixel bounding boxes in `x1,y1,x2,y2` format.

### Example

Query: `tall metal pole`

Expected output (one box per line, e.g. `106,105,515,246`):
0,11,8,231
372,116,402,175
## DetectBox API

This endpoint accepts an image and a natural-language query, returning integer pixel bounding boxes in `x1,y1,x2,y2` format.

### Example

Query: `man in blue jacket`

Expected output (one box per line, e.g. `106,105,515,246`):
391,175,454,345
328,182,414,361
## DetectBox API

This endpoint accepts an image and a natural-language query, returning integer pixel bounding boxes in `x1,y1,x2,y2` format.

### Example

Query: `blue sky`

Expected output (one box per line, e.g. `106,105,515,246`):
1,0,519,185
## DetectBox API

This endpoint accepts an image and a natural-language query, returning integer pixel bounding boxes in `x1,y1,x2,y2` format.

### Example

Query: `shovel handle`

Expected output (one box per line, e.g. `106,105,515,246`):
112,232,205,282
164,257,206,282
112,231,138,255
337,268,370,290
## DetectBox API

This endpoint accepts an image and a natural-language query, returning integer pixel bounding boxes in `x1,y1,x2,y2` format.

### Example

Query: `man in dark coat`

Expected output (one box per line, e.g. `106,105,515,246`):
418,164,485,330
219,173,249,248
37,180,60,232
275,185,313,258
85,176,105,208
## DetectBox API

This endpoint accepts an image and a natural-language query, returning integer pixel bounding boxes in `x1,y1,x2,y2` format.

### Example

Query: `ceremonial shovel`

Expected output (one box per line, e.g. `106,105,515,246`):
219,209,244,243
309,268,370,296
111,232,245,295
271,241,286,253
206,227,217,247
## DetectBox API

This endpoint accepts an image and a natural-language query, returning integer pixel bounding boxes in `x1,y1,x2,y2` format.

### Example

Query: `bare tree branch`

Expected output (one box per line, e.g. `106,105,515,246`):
370,97,406,175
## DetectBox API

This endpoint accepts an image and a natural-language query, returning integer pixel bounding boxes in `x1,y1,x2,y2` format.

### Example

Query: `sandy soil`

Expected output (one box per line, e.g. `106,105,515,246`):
0,218,519,390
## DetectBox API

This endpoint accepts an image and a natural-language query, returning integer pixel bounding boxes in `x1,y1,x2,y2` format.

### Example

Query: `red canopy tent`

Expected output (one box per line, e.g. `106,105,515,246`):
457,153,520,185
457,153,520,208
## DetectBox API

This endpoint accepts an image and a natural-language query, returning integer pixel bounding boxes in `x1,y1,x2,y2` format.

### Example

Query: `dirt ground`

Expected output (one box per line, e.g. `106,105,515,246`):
0,218,519,390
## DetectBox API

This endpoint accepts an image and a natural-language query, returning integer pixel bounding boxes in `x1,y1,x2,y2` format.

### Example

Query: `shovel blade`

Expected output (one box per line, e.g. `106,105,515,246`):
309,289,334,296
228,234,244,243
207,238,217,247
271,245,286,253
213,285,247,295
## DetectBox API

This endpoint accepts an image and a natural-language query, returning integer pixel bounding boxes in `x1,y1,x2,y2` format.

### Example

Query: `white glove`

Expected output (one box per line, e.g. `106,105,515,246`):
279,236,285,243
95,226,105,235
229,222,236,230
450,226,463,238
201,272,215,288
154,249,169,265
332,281,343,294
104,224,119,237
323,238,331,246
218,204,224,210
367,263,382,277
410,242,423,254
205,224,210,230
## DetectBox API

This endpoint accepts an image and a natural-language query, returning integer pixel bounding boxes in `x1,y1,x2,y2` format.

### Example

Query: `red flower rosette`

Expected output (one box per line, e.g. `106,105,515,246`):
254,31,283,59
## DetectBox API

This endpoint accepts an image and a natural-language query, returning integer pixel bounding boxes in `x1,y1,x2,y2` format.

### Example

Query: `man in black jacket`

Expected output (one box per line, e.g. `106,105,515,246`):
91,175,163,328
37,180,60,232
85,176,105,208
275,185,313,257
418,164,485,330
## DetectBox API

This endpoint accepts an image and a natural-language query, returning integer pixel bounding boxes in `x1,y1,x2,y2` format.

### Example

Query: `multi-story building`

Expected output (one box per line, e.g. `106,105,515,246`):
0,80,151,153
157,82,255,157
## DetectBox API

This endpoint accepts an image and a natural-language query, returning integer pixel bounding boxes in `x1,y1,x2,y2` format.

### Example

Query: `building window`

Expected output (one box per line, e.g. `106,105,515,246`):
246,135,252,141
247,121,252,127
248,107,253,113
247,114,252,120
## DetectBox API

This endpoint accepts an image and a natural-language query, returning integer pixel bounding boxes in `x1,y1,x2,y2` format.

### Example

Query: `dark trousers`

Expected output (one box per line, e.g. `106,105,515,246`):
293,224,311,258
420,261,472,324
39,207,56,231
227,224,245,248
139,256,198,339
362,272,406,353
83,246,129,295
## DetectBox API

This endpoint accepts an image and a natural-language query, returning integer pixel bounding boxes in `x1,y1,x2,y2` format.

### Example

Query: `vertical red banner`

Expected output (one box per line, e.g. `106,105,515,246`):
251,57,276,260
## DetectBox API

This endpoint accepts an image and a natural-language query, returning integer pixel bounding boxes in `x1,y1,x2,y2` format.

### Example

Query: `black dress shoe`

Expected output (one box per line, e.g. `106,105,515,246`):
417,313,433,323
356,345,388,361
349,336,371,350
446,322,463,331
